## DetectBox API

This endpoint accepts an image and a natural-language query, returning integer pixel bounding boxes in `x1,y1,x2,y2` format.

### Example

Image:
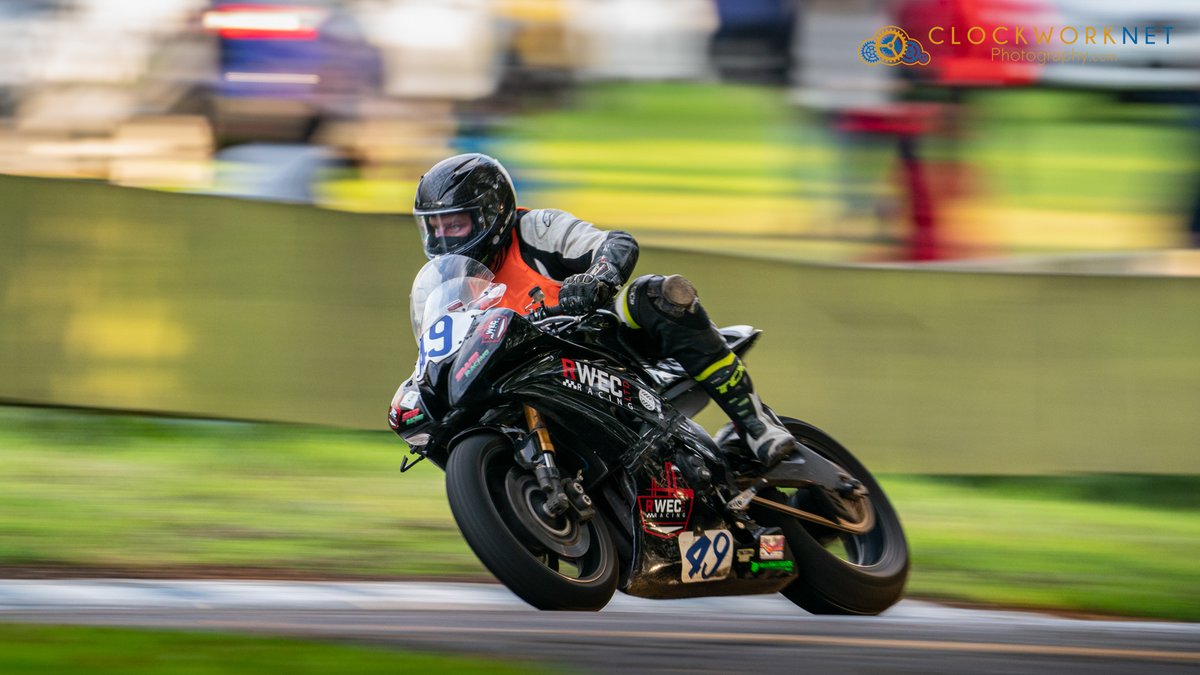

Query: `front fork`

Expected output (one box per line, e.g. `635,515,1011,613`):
520,405,595,521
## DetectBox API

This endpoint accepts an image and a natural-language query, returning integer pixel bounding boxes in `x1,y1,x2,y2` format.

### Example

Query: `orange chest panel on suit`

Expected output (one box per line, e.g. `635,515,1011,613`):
492,229,562,314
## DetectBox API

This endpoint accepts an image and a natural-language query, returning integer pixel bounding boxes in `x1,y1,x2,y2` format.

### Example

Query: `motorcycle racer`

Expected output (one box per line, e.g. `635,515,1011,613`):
412,153,797,468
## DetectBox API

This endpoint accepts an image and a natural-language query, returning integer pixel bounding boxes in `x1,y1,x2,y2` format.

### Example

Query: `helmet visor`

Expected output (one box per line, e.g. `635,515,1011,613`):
416,208,486,258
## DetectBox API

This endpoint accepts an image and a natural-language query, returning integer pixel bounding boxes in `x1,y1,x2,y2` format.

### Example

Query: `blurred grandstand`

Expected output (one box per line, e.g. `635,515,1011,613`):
0,0,1196,261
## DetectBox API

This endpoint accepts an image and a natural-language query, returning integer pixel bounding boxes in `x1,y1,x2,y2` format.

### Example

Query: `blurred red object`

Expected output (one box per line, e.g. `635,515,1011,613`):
203,4,322,41
834,104,940,137
835,104,946,261
896,0,1046,87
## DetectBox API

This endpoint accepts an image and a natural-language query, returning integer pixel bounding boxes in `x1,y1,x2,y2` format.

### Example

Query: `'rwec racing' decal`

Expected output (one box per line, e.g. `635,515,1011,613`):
561,358,631,404
560,358,661,416
638,462,693,539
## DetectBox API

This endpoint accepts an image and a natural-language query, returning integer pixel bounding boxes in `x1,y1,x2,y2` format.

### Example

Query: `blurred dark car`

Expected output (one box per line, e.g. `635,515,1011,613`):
202,1,381,144
710,0,797,85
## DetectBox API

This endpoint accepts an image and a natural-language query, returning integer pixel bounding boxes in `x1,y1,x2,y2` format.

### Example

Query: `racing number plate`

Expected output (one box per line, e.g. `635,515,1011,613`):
677,529,734,583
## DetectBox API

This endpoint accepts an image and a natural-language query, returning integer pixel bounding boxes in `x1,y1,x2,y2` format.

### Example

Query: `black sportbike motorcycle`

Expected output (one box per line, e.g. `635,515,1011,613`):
389,255,908,612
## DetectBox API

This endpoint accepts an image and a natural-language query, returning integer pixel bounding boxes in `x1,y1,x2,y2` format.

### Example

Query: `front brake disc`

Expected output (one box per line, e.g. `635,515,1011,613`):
503,467,591,557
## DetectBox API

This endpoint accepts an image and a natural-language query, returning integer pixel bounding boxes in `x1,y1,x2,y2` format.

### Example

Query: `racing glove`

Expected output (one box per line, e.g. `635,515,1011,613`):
559,258,622,315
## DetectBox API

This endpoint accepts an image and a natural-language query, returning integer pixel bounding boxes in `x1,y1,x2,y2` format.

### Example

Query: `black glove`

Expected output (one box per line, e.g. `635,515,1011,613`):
559,273,615,315
559,256,625,315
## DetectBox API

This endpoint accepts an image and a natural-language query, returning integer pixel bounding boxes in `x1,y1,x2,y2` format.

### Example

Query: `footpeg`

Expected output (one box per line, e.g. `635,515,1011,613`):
727,477,768,512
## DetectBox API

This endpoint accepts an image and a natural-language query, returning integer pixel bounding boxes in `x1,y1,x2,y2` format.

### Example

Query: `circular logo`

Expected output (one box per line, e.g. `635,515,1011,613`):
873,26,908,65
638,389,659,411
860,41,880,63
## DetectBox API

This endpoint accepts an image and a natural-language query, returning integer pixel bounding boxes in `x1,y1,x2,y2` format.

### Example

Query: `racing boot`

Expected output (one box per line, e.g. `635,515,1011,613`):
696,352,798,469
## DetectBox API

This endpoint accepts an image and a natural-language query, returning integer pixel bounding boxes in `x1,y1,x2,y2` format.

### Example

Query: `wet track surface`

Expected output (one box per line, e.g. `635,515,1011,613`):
2,581,1198,673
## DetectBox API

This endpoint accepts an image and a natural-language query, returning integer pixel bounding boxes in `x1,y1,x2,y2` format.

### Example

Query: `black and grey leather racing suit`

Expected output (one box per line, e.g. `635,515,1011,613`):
515,208,730,377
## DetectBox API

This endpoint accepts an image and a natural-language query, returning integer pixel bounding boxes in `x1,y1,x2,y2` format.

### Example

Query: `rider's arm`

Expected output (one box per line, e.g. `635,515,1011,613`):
517,209,639,285
590,229,638,286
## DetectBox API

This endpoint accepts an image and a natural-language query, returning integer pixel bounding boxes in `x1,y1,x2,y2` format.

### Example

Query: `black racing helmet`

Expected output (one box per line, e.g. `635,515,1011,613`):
413,153,517,269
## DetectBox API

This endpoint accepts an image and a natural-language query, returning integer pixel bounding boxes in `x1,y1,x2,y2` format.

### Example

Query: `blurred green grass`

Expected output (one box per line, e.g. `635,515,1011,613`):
891,476,1200,620
0,624,545,674
2,406,1197,620
0,406,474,578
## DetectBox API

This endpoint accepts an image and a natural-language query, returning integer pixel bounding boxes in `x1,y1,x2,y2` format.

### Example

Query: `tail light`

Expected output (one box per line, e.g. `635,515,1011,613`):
202,4,324,40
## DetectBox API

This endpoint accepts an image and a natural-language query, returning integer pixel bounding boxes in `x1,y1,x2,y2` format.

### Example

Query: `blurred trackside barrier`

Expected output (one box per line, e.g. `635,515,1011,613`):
1,175,1196,474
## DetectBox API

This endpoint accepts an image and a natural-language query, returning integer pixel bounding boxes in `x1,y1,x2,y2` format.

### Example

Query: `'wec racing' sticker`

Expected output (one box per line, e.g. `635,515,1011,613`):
637,462,693,538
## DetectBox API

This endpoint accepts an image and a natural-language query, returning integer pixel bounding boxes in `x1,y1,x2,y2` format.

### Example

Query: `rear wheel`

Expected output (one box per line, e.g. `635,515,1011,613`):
750,419,909,615
445,432,617,611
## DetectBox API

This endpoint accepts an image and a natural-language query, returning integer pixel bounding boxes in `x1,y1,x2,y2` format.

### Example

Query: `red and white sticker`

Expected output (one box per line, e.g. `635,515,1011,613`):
637,462,693,539
481,315,508,343
759,534,786,561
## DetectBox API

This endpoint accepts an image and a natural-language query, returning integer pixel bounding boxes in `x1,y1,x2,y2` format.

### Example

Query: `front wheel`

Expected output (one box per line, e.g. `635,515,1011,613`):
445,432,618,611
751,418,909,615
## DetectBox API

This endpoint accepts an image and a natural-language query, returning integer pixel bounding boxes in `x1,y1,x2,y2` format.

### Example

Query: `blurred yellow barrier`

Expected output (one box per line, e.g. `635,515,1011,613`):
1,175,1196,473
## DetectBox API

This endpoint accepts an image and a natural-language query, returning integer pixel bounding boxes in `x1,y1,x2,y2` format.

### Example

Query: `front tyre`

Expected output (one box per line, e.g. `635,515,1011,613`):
752,418,909,615
445,432,618,611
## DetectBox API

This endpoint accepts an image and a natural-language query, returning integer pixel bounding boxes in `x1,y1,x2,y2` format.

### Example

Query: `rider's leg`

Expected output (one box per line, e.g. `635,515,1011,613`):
616,274,797,468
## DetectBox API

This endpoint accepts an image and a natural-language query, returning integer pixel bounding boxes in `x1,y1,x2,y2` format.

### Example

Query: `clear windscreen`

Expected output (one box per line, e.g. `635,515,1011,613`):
409,254,501,341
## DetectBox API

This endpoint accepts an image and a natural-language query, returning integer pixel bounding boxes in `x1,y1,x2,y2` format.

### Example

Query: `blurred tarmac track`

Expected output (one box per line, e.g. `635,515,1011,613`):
2,581,1198,674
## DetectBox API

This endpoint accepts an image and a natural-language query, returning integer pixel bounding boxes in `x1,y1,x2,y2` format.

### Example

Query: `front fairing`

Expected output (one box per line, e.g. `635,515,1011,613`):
477,311,669,429
393,255,506,447
447,308,523,407
417,307,671,469
389,377,433,448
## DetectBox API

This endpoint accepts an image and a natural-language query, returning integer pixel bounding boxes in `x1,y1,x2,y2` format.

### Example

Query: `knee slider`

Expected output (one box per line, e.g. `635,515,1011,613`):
651,274,699,319
660,274,697,308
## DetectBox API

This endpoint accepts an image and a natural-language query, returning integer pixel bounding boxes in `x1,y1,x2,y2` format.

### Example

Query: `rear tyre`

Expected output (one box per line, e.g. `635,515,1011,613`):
751,418,909,615
445,432,618,611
